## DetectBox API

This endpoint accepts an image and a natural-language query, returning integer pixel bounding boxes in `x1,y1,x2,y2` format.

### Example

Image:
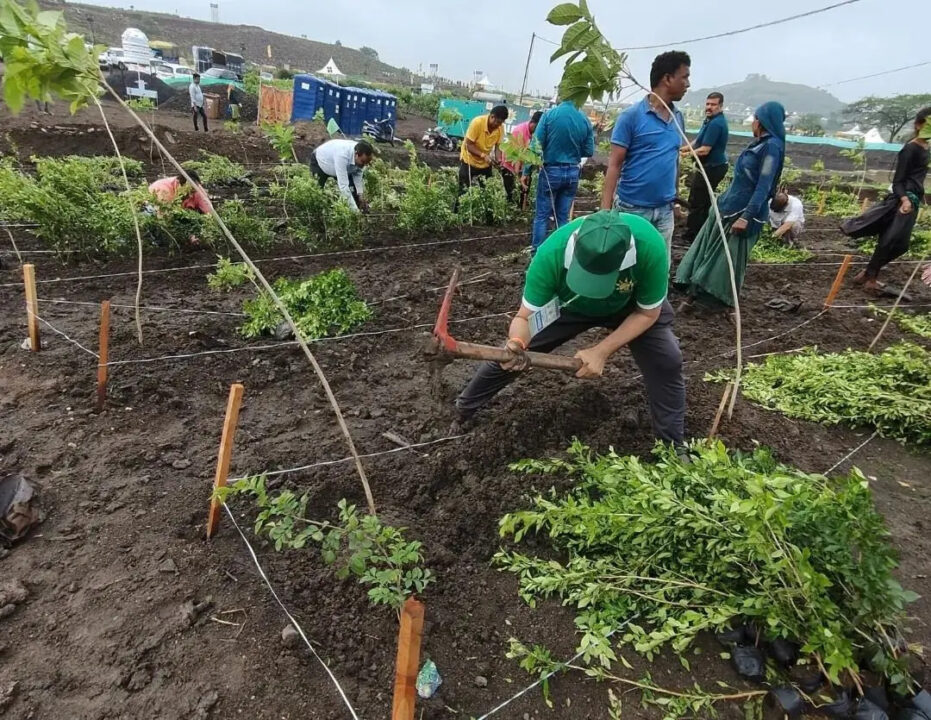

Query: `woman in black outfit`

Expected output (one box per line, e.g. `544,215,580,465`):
841,107,930,293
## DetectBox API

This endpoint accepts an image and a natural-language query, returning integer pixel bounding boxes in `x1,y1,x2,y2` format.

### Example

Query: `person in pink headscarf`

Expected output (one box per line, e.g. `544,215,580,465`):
500,110,542,206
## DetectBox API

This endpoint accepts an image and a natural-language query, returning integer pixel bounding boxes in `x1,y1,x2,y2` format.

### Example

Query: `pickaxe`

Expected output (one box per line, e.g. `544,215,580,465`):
429,268,582,372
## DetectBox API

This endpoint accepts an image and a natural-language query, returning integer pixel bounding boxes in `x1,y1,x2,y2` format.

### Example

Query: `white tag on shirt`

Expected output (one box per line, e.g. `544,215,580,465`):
528,297,561,336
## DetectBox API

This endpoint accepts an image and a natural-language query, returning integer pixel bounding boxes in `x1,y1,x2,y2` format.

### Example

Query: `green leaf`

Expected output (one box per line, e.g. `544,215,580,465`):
546,3,584,25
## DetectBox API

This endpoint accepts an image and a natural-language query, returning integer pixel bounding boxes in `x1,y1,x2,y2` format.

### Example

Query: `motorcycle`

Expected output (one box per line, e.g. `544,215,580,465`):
362,118,398,145
422,126,458,152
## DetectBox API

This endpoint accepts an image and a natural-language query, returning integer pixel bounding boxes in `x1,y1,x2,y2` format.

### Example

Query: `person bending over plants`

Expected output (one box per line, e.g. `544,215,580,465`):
841,107,930,294
455,210,687,454
148,170,212,215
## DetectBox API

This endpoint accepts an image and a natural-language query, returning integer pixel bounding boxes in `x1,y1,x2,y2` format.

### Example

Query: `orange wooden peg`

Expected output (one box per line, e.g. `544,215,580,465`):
23,263,40,351
708,382,734,439
823,254,853,309
96,300,111,412
391,597,426,720
206,383,245,539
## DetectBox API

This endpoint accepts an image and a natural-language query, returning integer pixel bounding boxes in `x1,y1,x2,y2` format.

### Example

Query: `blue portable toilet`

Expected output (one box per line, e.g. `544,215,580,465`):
369,90,383,122
322,81,342,128
343,87,362,134
291,74,325,122
382,92,397,127
357,88,371,126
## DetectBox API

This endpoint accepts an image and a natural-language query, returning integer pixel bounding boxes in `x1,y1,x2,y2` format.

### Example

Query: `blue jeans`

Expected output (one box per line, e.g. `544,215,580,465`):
615,200,675,262
531,164,580,252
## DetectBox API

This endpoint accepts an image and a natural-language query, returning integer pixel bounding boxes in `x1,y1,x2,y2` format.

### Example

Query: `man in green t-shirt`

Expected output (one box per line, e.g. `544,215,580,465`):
455,210,686,443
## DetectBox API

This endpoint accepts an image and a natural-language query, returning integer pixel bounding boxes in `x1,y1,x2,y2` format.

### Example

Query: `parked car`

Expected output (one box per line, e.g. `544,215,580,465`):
154,62,193,80
203,67,239,81
98,47,124,70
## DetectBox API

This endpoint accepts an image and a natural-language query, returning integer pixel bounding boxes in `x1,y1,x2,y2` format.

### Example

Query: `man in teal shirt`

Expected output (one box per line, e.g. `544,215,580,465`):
682,91,730,244
455,210,686,444
524,100,595,253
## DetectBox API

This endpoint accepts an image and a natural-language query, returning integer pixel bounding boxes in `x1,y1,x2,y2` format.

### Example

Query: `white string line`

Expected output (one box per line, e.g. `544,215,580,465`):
475,615,640,720
824,430,880,475
0,231,526,288
104,311,513,368
745,346,808,360
99,299,915,370
37,297,247,317
33,313,100,358
832,303,931,309
372,270,525,307
715,309,828,358
229,433,469,484
750,259,926,267
221,503,361,720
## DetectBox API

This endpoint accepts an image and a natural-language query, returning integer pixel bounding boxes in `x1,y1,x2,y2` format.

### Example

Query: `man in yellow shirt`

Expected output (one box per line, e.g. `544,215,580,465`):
457,105,509,203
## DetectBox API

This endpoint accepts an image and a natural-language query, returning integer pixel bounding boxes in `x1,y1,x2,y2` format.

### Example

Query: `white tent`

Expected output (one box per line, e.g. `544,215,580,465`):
476,75,493,88
317,57,345,79
837,125,864,139
863,128,885,144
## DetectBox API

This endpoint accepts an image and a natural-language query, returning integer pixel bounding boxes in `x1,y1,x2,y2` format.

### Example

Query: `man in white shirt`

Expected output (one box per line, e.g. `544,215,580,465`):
189,73,207,132
310,139,374,212
769,191,805,244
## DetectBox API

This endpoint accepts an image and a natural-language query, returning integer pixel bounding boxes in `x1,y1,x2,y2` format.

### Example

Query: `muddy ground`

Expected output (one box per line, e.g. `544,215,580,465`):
0,120,930,720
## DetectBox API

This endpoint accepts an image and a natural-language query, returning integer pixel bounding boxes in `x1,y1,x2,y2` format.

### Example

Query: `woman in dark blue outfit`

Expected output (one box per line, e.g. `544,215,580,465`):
675,102,786,310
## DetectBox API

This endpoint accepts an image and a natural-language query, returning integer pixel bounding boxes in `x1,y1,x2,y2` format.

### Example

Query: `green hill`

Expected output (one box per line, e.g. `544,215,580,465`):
684,74,844,116
37,0,412,84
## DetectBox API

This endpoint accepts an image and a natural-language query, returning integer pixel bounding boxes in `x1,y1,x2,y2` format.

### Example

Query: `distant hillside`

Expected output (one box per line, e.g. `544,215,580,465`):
684,74,844,116
38,0,412,83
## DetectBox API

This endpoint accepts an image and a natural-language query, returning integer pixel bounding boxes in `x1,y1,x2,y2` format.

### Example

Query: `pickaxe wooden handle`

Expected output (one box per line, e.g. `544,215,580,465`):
431,268,582,373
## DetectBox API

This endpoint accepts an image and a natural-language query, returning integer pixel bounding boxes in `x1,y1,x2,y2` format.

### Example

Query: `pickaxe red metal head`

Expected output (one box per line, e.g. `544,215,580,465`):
433,268,462,353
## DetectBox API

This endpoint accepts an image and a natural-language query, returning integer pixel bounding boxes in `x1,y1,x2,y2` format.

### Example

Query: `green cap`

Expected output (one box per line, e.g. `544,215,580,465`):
566,211,632,299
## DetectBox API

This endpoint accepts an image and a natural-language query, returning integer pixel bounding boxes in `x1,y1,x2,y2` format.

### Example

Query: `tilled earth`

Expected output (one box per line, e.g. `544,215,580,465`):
1,165,930,717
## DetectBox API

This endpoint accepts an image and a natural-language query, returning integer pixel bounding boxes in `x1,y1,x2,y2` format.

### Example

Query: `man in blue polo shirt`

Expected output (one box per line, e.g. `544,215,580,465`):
522,98,595,253
601,50,691,261
682,91,730,244
455,210,686,445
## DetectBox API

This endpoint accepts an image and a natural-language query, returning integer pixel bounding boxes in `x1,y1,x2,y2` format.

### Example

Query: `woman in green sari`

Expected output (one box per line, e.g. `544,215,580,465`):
675,101,786,310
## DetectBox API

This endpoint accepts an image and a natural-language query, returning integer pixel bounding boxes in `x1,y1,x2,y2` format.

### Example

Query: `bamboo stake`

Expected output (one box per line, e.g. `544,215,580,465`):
206,383,245,539
96,300,110,412
823,254,853,308
817,193,826,215
861,197,870,213
22,263,40,351
708,382,734,439
391,597,425,720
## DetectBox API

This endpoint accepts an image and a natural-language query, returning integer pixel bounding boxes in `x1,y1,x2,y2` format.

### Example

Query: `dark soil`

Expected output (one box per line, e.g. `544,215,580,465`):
1,132,930,719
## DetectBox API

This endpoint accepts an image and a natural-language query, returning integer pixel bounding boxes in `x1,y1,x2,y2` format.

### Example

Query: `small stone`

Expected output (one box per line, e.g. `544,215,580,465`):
0,579,28,607
158,558,178,574
67,582,78,594
281,624,300,648
474,675,488,688
172,459,191,470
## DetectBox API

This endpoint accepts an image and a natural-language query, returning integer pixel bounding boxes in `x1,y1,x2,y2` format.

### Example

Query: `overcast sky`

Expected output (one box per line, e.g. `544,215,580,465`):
77,0,926,102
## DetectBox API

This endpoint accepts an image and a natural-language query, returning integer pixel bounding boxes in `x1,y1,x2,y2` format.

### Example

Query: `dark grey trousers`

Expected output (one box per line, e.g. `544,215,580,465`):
455,301,686,443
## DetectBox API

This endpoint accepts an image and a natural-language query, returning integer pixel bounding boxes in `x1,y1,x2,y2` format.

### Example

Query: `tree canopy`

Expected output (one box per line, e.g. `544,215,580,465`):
791,113,825,137
843,94,931,142
359,46,378,61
